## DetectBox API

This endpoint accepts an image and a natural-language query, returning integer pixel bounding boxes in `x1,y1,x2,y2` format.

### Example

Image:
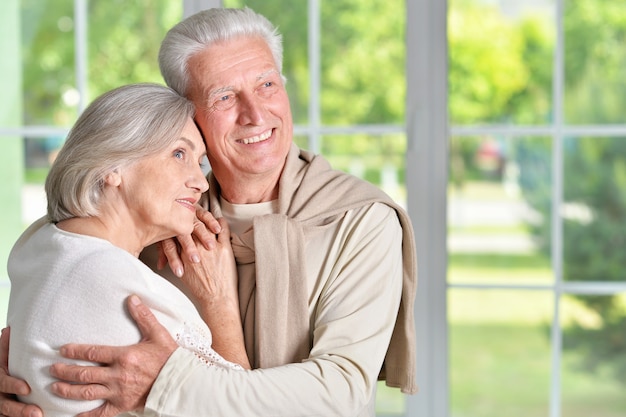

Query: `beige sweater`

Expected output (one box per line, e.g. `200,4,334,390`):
220,144,418,393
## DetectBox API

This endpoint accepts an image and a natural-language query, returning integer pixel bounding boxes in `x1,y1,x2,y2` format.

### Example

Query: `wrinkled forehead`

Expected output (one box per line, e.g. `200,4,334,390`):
186,37,279,98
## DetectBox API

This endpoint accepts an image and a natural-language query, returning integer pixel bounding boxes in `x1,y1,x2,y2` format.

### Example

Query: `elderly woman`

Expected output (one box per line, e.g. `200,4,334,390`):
6,83,248,417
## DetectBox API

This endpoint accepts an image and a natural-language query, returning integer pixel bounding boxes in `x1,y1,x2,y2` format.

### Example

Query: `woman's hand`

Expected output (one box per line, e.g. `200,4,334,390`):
157,208,222,277
180,215,238,306
49,295,177,417
179,214,250,369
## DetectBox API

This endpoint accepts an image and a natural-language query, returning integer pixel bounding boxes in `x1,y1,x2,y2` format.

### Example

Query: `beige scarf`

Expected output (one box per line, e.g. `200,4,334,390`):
208,144,418,394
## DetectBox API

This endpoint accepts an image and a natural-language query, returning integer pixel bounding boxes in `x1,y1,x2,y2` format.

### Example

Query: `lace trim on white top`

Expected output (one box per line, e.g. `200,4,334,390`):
176,323,244,371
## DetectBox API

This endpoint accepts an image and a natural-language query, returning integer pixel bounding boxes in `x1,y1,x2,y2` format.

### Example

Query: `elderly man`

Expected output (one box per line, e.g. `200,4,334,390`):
0,7,417,417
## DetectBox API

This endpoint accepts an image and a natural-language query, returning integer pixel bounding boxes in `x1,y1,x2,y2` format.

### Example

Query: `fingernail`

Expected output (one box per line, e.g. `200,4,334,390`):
30,410,43,417
130,295,140,305
192,255,200,263
175,267,184,277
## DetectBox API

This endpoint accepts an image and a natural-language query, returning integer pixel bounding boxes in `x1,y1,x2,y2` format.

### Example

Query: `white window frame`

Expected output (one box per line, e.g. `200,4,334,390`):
405,0,449,415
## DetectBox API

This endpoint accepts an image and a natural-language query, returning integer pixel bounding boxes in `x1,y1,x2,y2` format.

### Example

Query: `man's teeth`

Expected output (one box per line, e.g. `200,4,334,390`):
240,130,271,144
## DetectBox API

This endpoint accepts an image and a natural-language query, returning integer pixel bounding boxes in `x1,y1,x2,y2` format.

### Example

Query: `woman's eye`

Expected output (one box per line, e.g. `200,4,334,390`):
174,150,184,159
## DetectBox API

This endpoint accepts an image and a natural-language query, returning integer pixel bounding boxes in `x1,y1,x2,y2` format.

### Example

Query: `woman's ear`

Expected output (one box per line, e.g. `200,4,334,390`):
104,169,122,187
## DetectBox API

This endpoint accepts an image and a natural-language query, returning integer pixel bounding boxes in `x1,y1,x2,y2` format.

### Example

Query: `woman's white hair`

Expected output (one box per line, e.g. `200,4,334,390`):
46,83,195,222
158,7,284,97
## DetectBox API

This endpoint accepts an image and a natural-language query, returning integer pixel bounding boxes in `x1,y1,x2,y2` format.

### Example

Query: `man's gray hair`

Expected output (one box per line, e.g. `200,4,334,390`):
46,83,195,222
158,7,284,96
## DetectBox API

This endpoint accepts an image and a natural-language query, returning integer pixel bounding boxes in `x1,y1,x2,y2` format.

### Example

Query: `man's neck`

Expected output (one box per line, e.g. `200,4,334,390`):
219,178,280,204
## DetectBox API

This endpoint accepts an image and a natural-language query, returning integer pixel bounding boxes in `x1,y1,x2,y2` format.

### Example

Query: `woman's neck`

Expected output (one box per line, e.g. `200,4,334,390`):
56,217,144,257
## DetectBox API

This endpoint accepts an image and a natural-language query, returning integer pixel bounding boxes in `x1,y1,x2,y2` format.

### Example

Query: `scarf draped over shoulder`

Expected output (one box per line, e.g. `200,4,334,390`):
207,144,418,394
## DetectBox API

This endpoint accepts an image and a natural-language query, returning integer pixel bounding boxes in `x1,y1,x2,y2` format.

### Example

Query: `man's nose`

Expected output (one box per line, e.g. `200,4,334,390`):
237,92,266,125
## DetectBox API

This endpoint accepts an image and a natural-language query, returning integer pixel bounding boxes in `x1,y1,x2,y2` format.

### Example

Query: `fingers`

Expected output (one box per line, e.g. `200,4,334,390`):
160,210,223,277
0,329,41,417
176,234,202,266
0,328,32,398
126,296,176,349
160,238,184,277
0,398,43,417
155,241,168,271
194,208,221,250
190,222,216,253
50,371,110,400
0,371,31,398
196,208,221,234
55,345,119,370
215,217,231,243
48,297,176,416
0,328,10,372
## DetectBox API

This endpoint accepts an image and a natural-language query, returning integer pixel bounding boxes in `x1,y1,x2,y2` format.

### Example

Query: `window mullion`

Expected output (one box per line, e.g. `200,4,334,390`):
405,0,449,415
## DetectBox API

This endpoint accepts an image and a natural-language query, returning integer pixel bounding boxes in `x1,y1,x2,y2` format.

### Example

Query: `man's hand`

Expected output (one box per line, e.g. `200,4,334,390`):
49,295,178,417
0,328,43,417
157,208,222,277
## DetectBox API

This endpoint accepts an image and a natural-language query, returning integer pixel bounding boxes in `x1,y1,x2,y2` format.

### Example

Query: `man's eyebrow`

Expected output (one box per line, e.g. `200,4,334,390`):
207,85,234,98
206,70,279,98
257,69,279,80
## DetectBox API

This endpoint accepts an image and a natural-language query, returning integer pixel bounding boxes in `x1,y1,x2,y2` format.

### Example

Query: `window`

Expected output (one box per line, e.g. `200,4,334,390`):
446,0,626,416
6,1,623,416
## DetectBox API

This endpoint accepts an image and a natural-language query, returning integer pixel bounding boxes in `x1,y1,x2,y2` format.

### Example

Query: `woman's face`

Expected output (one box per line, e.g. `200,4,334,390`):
119,117,209,243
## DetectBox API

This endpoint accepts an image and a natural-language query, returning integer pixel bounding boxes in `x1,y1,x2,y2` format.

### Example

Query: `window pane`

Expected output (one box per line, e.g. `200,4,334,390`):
22,0,77,126
564,1,626,125
448,0,554,125
320,0,405,126
449,288,553,417
448,136,552,285
376,382,405,415
562,137,626,283
0,135,23,282
87,0,182,99
321,133,407,205
561,294,626,416
22,135,51,224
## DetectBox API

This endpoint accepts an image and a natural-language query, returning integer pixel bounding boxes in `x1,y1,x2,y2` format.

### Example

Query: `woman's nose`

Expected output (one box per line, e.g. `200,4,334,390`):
190,165,209,193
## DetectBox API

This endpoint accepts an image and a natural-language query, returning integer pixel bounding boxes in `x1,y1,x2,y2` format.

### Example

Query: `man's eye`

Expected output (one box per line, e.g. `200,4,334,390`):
258,81,279,97
212,93,236,110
